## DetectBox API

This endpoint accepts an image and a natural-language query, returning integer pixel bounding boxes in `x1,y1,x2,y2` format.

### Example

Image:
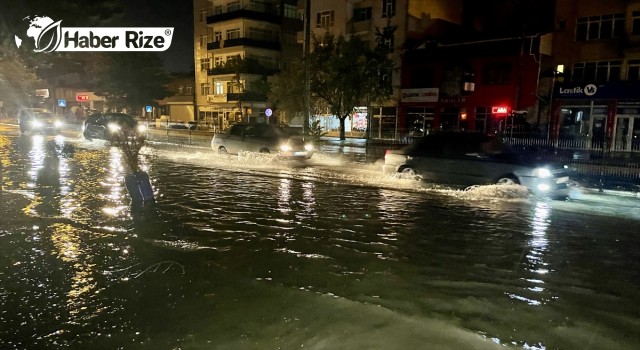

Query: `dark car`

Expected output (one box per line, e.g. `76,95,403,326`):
83,113,147,141
211,123,314,159
19,108,64,135
383,133,571,196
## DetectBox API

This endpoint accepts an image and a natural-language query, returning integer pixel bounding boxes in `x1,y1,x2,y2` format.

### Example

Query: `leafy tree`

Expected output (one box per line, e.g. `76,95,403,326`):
310,32,393,140
94,52,170,115
0,40,43,114
267,61,328,124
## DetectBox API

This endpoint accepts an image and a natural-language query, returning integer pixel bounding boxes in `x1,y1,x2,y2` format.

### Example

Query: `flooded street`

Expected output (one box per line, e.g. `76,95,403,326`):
1,131,639,349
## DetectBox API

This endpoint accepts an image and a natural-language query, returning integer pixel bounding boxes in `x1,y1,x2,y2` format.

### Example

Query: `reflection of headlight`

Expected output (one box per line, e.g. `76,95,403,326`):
304,143,314,151
137,124,147,133
31,120,43,128
108,123,121,133
534,168,553,178
280,144,291,152
54,120,63,127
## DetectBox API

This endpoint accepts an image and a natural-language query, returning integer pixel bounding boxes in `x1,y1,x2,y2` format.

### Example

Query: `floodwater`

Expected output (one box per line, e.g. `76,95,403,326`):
1,133,639,350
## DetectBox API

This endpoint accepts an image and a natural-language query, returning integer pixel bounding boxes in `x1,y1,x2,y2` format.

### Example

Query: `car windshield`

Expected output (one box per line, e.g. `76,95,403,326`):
33,112,53,119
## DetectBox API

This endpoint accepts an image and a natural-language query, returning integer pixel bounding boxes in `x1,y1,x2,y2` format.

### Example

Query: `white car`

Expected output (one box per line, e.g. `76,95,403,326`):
211,123,314,159
383,133,571,196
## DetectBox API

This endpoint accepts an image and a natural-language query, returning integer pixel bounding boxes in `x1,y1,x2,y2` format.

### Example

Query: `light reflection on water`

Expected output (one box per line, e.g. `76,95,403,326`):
1,135,639,349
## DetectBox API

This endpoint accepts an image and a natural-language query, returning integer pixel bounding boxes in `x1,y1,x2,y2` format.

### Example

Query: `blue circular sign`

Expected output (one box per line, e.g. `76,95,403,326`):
265,108,272,117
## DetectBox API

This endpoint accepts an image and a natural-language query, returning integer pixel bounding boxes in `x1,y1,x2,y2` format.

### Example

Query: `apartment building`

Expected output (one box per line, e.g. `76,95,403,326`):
193,0,302,131
550,0,640,152
299,0,462,138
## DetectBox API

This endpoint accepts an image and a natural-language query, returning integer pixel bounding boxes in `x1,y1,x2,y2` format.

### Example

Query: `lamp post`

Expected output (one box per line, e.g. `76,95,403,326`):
303,0,311,140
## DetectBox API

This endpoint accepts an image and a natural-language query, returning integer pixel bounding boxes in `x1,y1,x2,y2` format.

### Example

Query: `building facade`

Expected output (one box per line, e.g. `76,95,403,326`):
299,0,463,138
193,0,302,132
549,0,640,152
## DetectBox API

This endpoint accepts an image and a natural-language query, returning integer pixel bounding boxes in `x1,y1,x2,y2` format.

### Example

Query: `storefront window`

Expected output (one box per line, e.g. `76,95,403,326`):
405,107,434,136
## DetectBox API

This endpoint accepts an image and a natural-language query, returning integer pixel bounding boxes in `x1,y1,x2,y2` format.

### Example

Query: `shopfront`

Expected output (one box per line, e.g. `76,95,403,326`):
553,81,640,152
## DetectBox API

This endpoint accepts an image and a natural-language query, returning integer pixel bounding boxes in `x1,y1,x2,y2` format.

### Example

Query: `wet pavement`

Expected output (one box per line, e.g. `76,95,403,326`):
1,130,639,349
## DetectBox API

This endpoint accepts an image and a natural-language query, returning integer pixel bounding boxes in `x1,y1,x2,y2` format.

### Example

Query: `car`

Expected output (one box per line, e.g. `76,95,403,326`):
83,113,147,141
19,108,64,135
211,123,314,159
382,132,571,196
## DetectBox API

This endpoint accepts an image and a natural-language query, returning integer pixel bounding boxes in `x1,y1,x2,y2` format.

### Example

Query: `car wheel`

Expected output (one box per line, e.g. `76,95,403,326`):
83,130,92,140
400,167,417,176
259,148,270,154
218,146,228,154
496,175,519,185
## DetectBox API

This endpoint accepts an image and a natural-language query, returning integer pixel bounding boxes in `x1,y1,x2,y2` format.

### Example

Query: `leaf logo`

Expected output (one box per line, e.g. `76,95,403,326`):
34,20,62,53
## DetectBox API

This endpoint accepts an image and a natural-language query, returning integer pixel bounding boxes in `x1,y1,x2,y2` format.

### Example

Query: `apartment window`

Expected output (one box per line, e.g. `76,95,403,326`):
284,4,299,19
248,27,274,41
200,58,210,71
633,11,640,35
214,31,222,42
482,63,511,85
572,61,621,82
575,14,624,41
227,81,243,93
214,81,224,94
214,56,223,67
214,5,222,14
227,54,242,63
317,10,335,28
178,85,184,94
382,0,396,18
248,54,275,69
201,83,210,96
200,9,207,22
383,34,394,53
628,60,640,81
353,7,372,22
185,86,193,95
226,28,240,40
228,1,240,12
199,34,208,48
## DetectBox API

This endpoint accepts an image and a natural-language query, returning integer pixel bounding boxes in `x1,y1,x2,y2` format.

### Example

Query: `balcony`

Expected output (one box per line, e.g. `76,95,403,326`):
207,8,280,25
227,92,267,102
207,58,279,76
207,41,221,50
223,37,281,50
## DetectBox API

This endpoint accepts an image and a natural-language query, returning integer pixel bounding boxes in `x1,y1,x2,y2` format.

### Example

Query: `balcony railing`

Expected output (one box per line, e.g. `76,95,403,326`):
207,8,280,25
207,58,279,76
227,92,267,102
223,37,281,50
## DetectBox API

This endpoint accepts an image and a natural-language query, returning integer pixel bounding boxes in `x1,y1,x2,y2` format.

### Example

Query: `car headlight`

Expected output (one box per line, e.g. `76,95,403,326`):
137,124,147,133
54,120,63,127
534,167,553,178
108,123,121,133
31,120,43,128
304,143,314,151
280,144,291,152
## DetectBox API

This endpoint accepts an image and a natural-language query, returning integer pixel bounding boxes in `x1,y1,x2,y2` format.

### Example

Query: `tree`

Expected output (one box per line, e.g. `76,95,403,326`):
267,61,328,125
94,52,170,114
310,32,393,140
0,40,43,115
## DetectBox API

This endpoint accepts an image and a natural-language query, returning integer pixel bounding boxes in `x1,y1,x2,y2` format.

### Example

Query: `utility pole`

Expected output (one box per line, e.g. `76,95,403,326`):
304,0,311,140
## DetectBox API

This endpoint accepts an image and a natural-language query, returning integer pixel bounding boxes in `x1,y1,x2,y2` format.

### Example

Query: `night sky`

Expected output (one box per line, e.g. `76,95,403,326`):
123,0,194,73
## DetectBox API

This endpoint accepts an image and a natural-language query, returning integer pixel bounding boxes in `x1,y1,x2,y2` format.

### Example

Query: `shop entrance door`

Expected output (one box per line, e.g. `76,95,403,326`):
613,116,640,151
591,116,606,150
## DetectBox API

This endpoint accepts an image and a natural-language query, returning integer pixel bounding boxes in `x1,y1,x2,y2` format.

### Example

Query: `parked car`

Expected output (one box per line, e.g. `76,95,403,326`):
83,113,147,141
211,123,314,159
383,133,571,196
19,108,64,135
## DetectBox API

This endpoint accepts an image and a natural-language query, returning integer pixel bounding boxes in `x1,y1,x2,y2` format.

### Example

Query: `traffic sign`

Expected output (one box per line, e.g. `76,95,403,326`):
145,105,153,113
265,108,272,117
58,99,67,107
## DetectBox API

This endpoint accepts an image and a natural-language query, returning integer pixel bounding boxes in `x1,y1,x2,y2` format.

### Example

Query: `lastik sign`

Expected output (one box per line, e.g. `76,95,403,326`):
557,84,598,98
15,15,173,52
